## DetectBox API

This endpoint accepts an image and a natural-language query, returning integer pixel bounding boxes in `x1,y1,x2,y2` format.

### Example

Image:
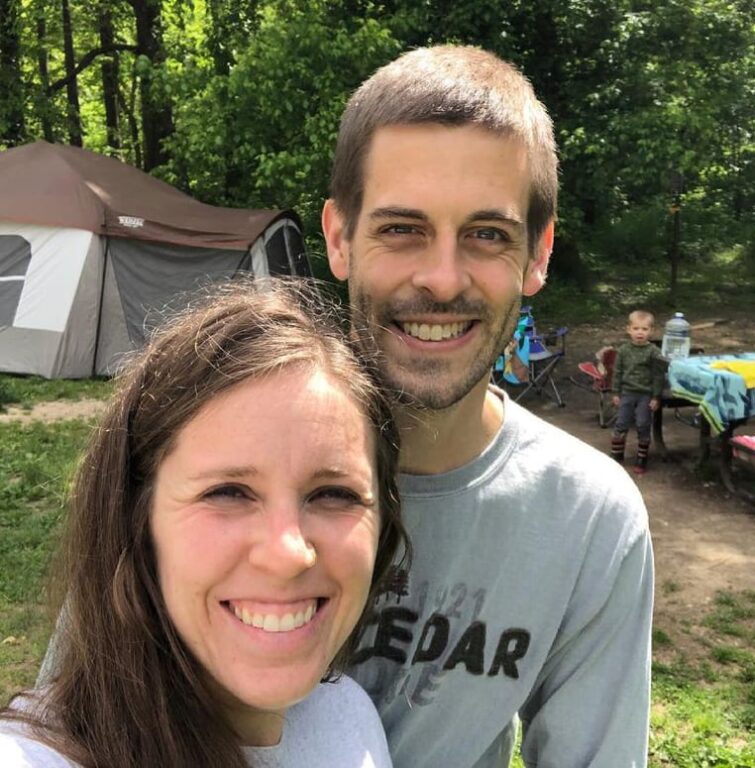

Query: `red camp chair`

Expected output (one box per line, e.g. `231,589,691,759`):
571,346,617,427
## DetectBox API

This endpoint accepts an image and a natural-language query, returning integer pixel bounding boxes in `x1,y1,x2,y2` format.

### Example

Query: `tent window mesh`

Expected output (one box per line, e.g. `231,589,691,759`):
0,235,31,326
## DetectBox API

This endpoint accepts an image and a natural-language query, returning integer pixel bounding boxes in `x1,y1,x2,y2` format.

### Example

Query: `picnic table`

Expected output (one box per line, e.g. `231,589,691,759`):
666,353,755,500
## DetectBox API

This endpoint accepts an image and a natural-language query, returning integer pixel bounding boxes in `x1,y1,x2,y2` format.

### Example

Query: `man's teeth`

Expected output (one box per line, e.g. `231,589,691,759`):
402,321,469,341
232,601,317,633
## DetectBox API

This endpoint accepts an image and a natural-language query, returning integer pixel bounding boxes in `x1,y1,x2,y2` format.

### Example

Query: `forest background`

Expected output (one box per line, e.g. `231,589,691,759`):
0,0,752,293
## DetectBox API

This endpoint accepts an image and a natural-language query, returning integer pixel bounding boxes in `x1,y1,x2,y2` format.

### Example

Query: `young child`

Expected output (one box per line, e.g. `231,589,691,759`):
610,310,665,474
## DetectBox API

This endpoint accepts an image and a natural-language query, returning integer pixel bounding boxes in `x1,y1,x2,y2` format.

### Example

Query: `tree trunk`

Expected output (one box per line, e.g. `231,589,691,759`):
128,0,174,170
0,0,26,146
669,206,680,297
122,68,142,169
99,3,120,151
36,14,55,142
61,0,83,146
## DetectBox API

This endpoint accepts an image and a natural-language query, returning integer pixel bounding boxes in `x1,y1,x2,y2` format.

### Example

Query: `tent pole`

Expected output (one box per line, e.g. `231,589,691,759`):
92,238,109,377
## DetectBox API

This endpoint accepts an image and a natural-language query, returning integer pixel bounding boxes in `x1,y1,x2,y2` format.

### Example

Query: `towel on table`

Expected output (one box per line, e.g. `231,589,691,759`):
710,360,755,387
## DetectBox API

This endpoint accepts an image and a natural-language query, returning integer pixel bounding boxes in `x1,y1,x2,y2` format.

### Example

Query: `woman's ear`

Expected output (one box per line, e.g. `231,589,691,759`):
523,220,554,297
322,199,350,281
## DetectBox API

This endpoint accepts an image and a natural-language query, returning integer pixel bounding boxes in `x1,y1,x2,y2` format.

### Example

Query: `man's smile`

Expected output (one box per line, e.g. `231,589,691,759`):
399,320,475,342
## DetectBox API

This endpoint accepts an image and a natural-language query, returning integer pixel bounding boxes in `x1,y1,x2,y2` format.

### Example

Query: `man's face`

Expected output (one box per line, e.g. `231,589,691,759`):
323,124,552,410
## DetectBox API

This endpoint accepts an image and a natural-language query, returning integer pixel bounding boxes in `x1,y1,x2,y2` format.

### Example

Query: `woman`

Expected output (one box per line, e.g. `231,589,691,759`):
0,280,407,767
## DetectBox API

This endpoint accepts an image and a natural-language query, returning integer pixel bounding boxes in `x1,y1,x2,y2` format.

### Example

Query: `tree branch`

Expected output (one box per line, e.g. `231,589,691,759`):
47,43,138,95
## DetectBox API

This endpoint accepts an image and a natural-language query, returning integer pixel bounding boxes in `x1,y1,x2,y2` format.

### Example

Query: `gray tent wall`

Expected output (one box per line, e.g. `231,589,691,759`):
0,223,104,378
0,216,308,378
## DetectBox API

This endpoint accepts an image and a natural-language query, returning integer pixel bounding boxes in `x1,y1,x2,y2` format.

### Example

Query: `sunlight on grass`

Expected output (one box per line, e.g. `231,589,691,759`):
0,419,94,704
0,374,112,412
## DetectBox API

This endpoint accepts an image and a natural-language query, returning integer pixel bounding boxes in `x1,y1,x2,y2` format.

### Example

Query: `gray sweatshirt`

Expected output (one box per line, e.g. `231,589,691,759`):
349,394,653,768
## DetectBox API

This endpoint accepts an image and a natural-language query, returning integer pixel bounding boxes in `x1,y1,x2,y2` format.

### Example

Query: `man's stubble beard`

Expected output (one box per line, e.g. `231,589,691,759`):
347,282,523,412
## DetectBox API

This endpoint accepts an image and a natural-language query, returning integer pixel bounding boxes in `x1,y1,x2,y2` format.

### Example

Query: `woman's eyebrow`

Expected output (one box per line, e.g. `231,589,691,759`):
187,465,258,481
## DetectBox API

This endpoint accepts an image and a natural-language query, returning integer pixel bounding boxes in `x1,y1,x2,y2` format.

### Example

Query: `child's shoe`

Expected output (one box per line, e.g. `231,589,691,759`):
633,439,650,475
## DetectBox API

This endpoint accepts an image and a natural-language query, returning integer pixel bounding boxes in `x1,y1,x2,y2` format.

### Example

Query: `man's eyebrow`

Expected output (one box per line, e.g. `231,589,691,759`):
368,206,525,231
465,209,525,230
369,206,429,222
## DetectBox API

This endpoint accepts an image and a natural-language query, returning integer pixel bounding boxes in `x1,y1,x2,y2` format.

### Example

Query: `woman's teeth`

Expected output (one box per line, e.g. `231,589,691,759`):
231,601,317,633
401,321,469,341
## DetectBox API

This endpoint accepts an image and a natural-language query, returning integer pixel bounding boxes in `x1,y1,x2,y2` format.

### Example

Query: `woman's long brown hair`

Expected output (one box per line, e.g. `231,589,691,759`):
2,279,408,767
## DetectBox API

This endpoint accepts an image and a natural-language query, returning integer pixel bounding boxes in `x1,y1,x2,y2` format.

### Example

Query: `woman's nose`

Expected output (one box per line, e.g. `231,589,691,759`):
247,509,317,578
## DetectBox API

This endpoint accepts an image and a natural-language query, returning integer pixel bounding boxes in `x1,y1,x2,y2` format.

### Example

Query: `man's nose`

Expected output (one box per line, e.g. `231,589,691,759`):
411,233,471,302
247,507,317,578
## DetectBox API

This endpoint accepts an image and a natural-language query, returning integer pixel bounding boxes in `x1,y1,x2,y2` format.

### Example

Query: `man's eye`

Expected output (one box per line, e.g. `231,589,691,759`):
470,227,509,242
380,224,420,236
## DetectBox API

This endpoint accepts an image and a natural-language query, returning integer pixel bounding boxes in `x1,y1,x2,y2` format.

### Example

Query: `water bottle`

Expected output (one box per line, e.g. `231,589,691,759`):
661,312,691,360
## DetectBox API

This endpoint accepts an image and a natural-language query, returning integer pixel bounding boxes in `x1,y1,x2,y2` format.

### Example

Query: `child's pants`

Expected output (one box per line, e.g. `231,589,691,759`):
615,392,652,441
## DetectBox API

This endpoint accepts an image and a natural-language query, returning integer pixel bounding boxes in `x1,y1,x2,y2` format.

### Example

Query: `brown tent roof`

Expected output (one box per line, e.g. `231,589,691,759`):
0,141,295,250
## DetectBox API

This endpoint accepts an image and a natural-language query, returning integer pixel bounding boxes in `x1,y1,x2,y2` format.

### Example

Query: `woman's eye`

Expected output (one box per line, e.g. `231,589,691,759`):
307,486,364,507
203,484,248,501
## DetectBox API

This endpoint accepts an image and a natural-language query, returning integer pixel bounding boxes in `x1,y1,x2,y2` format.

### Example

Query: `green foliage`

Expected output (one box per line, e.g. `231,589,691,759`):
586,203,668,264
165,0,400,236
536,237,754,328
3,0,752,285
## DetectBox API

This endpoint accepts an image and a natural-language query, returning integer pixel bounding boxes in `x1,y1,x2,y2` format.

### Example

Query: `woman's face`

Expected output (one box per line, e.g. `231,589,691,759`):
150,367,380,744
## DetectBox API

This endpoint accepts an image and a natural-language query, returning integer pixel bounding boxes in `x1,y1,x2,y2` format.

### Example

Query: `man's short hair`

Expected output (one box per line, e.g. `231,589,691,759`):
329,45,558,253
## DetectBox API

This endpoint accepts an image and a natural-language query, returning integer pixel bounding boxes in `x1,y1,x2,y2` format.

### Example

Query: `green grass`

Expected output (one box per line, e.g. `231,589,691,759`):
0,373,112,412
0,418,95,703
650,590,755,766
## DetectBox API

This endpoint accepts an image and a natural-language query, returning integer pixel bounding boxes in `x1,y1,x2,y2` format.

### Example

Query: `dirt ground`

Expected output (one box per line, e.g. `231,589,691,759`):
527,311,755,661
2,313,754,662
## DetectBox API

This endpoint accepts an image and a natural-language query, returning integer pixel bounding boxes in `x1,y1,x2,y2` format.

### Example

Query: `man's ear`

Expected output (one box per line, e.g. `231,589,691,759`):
522,219,554,297
321,199,350,281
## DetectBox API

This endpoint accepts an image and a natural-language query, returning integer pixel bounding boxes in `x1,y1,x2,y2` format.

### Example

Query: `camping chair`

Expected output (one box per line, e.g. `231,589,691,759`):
570,346,618,427
492,306,569,406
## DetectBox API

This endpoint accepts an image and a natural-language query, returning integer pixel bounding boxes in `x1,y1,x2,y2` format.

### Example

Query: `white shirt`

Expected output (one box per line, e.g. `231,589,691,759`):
0,676,392,768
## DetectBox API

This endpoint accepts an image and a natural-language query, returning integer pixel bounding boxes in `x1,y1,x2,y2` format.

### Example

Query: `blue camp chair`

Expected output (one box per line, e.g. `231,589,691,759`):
492,306,568,406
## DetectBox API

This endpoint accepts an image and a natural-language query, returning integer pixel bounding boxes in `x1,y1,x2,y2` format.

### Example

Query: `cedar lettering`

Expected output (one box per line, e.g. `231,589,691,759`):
371,606,418,663
487,629,530,679
442,621,486,675
412,613,450,664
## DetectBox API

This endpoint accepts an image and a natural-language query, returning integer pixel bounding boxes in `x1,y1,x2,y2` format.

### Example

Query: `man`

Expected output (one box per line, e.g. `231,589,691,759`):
322,46,653,767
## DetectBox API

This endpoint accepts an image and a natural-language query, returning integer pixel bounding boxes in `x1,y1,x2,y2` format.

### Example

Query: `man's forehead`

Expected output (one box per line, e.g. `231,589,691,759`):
358,123,531,221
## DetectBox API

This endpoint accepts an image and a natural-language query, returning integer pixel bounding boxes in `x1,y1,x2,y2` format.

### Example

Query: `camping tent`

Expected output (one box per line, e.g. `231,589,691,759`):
0,141,310,378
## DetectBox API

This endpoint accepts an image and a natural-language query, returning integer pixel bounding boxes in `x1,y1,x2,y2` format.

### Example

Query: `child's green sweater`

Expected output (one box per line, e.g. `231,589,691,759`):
613,342,665,397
